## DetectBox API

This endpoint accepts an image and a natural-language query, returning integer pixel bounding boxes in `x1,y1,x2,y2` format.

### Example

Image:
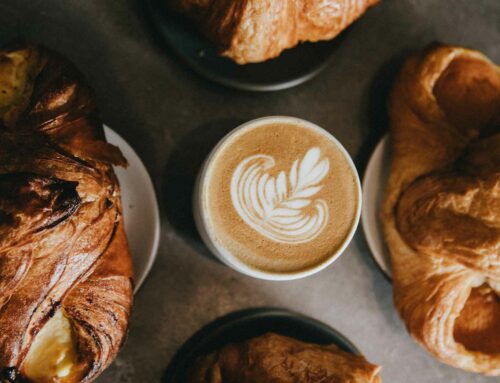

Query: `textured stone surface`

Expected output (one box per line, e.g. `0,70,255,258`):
0,1,499,382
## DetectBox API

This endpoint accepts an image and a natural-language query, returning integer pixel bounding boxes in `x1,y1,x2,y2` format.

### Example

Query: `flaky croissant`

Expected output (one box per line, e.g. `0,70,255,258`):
381,44,500,375
169,0,379,64
0,42,133,382
190,333,381,382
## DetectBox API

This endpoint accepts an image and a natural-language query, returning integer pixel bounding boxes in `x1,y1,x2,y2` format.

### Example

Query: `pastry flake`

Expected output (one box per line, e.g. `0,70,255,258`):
381,43,500,375
169,0,379,64
190,332,381,382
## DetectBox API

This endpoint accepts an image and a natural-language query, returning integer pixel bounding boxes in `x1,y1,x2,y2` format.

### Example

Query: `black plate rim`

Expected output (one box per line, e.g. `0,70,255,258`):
163,307,361,382
143,0,339,92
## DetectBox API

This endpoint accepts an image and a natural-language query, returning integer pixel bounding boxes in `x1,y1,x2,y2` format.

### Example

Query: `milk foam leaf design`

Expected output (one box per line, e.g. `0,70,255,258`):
230,147,330,244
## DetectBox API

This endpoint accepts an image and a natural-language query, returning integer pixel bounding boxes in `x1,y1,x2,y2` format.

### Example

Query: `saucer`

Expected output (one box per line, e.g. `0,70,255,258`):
104,126,160,293
361,134,392,279
163,308,361,383
144,0,347,91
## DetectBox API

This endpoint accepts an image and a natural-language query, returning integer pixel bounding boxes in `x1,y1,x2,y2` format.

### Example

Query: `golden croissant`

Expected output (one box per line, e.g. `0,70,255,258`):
0,42,134,382
381,44,500,375
169,0,379,64
190,333,382,382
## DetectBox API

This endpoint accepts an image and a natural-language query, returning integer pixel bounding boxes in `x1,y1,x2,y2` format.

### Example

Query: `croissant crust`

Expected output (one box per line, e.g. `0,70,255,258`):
169,0,379,64
0,42,133,382
190,333,381,383
381,44,500,375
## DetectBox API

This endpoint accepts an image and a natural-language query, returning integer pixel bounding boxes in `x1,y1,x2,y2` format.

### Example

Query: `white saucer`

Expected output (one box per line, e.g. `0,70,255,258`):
361,134,392,279
104,126,160,293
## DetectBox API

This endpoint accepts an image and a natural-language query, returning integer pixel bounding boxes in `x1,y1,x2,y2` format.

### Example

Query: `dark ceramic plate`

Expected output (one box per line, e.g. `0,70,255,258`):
144,0,347,91
163,307,360,383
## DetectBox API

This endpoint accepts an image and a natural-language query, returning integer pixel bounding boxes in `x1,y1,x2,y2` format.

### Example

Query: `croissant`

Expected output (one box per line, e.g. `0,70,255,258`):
190,333,382,382
381,44,500,375
0,42,133,382
169,0,379,64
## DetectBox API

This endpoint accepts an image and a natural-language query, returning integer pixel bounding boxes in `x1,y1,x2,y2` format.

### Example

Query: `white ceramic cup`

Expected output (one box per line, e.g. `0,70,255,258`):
193,116,362,281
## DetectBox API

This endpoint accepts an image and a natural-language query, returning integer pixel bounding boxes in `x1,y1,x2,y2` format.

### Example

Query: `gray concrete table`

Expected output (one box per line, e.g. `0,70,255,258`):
1,1,499,382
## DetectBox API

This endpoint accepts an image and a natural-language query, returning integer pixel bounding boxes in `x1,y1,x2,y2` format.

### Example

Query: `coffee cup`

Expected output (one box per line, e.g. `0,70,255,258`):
193,116,362,280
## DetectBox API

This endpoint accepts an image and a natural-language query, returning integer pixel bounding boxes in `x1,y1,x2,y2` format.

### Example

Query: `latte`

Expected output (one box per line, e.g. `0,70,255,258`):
194,117,361,280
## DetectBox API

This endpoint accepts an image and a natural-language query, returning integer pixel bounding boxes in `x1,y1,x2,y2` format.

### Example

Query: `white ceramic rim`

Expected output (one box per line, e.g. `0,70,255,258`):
193,116,362,281
361,133,392,279
104,125,161,293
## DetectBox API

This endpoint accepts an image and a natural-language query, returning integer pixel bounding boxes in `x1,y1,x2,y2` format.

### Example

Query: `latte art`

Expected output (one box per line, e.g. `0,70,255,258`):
230,147,330,244
195,117,361,278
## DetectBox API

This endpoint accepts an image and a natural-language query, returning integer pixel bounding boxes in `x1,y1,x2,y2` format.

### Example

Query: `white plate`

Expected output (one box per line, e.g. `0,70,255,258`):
361,134,392,279
104,126,160,293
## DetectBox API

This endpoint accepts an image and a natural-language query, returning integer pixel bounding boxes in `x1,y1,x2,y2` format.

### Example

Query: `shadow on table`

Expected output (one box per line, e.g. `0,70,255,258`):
354,51,410,175
161,118,245,260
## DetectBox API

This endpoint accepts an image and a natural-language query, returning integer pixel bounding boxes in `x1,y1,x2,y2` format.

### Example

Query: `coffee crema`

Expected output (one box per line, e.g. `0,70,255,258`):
199,118,360,275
